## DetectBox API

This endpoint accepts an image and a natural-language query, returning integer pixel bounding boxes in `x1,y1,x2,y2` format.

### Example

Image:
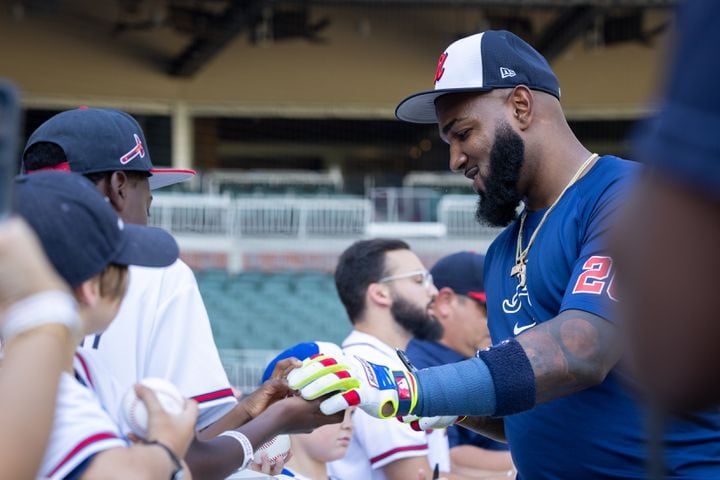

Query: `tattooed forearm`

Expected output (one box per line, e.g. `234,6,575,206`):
516,310,622,403
458,416,507,443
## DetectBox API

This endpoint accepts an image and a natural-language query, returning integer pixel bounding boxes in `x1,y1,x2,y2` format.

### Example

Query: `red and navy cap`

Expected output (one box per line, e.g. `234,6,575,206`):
396,30,560,124
430,251,486,303
12,171,179,287
22,108,195,190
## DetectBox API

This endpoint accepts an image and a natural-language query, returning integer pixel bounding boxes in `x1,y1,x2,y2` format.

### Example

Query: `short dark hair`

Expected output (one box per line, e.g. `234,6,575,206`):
334,238,410,323
22,141,66,171
23,141,149,185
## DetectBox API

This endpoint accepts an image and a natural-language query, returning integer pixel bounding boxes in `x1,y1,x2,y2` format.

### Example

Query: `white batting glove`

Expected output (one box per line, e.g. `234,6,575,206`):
398,414,465,431
287,353,419,419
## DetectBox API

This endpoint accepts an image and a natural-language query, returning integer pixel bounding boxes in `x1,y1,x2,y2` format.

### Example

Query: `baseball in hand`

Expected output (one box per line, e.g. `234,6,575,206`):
253,434,291,465
121,377,185,438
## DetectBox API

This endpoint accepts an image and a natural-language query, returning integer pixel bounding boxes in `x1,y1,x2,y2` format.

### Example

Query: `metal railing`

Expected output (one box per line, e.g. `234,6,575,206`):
437,195,505,237
149,194,372,238
149,192,506,240
218,348,280,393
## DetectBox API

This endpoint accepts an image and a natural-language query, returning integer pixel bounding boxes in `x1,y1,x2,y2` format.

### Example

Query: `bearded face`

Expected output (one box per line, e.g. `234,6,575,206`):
475,121,525,228
391,295,443,341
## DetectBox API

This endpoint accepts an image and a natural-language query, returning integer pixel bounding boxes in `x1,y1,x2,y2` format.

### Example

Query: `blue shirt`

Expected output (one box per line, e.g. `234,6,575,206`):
407,339,509,452
485,155,720,479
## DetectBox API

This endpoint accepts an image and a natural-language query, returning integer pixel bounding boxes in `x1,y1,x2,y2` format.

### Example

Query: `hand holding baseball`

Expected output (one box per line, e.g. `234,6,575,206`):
124,378,198,460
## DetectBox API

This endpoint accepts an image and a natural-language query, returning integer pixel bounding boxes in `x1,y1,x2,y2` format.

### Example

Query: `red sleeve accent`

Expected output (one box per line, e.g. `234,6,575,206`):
370,444,428,464
48,432,118,476
191,388,235,403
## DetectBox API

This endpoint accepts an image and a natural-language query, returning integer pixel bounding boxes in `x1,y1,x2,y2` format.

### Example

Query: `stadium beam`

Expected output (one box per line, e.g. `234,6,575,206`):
535,6,599,61
168,2,262,78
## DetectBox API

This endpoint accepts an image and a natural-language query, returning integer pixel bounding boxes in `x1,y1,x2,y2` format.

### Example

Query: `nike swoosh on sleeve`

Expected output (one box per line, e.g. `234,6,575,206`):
513,322,537,336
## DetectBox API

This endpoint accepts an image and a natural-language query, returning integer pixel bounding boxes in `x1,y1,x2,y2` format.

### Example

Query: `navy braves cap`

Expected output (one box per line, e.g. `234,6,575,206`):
22,108,195,190
396,30,560,124
261,341,343,384
12,171,179,287
430,251,486,303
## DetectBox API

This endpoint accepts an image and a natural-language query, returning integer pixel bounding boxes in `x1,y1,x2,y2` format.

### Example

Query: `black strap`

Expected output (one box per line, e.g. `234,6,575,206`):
141,439,182,479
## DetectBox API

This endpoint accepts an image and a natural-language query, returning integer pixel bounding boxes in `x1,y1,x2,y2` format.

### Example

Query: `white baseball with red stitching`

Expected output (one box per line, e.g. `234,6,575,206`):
121,377,185,438
252,434,291,465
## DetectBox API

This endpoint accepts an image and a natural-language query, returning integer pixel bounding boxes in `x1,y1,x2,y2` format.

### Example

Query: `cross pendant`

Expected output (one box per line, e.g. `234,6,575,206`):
510,260,527,288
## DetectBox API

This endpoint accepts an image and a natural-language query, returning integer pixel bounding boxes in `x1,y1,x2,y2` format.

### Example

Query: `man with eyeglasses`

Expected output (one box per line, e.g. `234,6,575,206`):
406,252,514,478
327,238,451,480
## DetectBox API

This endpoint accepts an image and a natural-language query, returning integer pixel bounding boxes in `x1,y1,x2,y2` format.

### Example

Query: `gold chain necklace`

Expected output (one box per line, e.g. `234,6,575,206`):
510,153,599,287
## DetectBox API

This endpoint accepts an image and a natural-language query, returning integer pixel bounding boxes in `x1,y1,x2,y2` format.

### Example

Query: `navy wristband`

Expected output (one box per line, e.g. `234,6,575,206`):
477,338,536,416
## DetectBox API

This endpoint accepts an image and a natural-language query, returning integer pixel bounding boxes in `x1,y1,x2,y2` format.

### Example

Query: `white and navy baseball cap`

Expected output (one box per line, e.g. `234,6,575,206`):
396,30,560,124
12,171,179,287
23,108,195,190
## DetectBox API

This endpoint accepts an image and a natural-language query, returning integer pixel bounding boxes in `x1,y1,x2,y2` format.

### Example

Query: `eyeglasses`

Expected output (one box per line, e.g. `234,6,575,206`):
378,270,435,290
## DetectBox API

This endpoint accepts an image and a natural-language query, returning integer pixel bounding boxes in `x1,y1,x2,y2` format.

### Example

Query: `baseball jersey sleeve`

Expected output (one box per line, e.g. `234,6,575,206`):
82,260,237,432
141,260,237,429
40,373,128,480
354,409,430,470
560,170,632,320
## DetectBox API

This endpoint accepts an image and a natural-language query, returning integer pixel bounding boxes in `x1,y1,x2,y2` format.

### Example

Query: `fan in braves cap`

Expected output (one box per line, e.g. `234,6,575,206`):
21,108,344,479
11,171,197,480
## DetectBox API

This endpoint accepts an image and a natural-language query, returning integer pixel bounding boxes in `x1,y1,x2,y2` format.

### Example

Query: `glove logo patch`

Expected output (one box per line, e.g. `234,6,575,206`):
355,356,380,388
395,375,411,400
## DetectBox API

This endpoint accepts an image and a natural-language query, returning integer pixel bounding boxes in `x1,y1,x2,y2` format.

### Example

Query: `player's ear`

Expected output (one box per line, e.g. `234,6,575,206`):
508,85,533,130
73,276,101,307
433,288,454,317
367,282,392,308
106,171,130,212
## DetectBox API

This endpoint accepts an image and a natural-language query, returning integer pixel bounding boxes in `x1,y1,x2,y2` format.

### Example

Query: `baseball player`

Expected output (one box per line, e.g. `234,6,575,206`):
406,252,513,478
290,30,720,478
12,171,197,479
324,239,452,480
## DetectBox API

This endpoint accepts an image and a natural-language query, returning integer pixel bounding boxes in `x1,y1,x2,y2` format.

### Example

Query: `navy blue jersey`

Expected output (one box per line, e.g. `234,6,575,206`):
407,339,509,452
485,155,720,478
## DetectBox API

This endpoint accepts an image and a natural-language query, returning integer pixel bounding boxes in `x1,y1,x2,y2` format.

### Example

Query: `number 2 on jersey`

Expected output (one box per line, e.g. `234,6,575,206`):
573,255,617,300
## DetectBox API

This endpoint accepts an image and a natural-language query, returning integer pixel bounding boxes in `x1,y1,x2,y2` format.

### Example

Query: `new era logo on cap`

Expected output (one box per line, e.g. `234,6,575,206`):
500,67,516,78
396,30,561,124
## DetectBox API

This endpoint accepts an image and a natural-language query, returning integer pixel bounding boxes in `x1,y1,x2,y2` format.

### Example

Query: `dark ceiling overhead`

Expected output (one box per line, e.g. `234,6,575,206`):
106,0,675,77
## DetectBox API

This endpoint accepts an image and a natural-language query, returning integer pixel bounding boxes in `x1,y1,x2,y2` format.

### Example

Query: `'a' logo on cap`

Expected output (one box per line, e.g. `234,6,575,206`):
119,134,146,165
435,52,448,83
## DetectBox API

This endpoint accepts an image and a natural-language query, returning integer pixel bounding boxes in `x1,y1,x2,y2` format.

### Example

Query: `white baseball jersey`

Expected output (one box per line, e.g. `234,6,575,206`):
79,259,236,430
39,358,128,479
327,330,449,480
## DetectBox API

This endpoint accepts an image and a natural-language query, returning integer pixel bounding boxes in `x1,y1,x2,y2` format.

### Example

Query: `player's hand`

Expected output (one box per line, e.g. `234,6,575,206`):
266,395,345,433
135,384,198,459
251,449,292,476
399,414,465,431
287,353,418,419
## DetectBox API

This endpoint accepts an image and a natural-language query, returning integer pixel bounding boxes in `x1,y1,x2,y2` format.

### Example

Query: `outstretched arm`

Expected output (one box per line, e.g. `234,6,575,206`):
289,309,620,421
